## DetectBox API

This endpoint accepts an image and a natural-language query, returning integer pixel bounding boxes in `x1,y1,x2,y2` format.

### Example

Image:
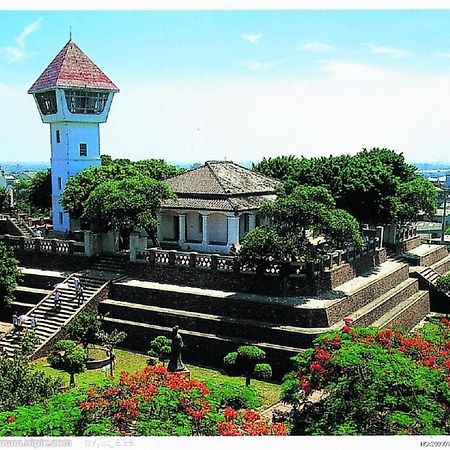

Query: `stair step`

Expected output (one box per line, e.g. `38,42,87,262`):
372,291,430,330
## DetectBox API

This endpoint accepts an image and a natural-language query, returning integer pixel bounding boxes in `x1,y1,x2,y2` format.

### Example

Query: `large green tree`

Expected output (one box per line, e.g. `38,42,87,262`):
254,148,437,225
60,159,180,234
48,340,87,387
28,169,52,212
63,311,103,357
0,242,21,308
96,329,127,377
239,185,364,267
282,322,450,435
81,176,174,235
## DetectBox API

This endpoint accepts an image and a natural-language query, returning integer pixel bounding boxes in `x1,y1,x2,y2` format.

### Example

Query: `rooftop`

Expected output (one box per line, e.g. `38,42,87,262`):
28,40,119,94
161,160,280,212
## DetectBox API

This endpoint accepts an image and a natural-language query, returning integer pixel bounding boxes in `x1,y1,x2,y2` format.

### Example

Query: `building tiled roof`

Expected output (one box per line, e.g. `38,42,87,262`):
28,40,118,93
165,161,280,196
161,161,280,212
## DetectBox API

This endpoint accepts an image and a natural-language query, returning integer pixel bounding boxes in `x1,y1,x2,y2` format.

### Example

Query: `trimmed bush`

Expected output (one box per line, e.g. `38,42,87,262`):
253,363,272,380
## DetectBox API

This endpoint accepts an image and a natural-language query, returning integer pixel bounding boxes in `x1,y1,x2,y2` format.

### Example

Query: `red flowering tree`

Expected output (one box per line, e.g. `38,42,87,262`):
281,319,450,435
80,365,286,436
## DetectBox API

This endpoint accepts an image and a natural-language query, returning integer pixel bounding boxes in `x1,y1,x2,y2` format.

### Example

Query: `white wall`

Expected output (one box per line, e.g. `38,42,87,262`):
186,211,202,242
208,213,227,244
161,210,178,241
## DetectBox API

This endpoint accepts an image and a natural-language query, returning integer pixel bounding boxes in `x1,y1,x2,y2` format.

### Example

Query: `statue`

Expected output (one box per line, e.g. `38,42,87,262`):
167,325,187,372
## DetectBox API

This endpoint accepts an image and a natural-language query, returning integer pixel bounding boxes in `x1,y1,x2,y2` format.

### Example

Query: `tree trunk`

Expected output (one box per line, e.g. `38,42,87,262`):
110,355,114,377
69,373,75,388
245,371,251,386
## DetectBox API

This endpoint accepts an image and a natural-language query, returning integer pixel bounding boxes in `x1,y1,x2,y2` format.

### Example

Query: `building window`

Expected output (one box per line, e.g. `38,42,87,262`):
79,143,87,157
58,212,63,225
35,90,57,115
64,90,109,115
56,130,60,143
199,215,203,234
57,177,62,190
243,214,250,233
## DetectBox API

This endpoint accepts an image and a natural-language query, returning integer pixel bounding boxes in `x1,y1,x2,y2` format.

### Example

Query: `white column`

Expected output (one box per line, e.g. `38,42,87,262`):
84,230,94,257
227,215,240,246
156,212,163,242
202,213,209,246
129,232,139,262
178,213,186,245
248,213,257,231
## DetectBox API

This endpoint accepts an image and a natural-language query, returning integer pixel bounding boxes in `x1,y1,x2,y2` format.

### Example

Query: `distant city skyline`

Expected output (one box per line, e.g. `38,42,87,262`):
2,10,450,162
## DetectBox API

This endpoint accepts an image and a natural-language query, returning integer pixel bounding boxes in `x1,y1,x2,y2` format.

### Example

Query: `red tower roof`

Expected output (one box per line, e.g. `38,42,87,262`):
28,40,119,93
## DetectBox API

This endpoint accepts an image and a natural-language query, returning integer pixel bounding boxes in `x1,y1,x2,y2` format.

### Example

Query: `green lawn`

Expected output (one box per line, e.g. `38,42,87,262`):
31,346,281,409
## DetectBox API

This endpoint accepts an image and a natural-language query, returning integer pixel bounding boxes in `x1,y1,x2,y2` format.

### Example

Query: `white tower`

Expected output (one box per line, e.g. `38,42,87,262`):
28,39,119,232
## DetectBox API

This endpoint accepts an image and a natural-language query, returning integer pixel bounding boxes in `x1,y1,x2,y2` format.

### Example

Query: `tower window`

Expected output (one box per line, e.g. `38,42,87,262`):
65,90,108,115
35,90,57,115
56,130,60,143
58,212,63,225
58,177,62,190
79,143,87,157
199,215,203,234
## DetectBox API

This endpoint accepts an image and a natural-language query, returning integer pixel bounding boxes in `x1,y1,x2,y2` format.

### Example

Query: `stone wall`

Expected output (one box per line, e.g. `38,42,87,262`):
381,291,430,331
402,235,422,252
432,256,450,275
102,318,299,380
107,283,329,328
317,248,387,292
326,263,409,325
14,251,91,272
419,246,448,267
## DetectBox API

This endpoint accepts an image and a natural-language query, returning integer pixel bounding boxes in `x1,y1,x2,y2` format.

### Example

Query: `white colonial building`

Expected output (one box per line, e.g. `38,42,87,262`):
158,160,280,254
28,39,119,232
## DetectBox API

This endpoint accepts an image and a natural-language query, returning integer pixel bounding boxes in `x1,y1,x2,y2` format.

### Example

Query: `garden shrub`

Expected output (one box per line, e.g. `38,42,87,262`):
0,390,85,436
436,273,450,294
253,363,272,380
0,357,61,412
206,380,261,410
224,345,272,386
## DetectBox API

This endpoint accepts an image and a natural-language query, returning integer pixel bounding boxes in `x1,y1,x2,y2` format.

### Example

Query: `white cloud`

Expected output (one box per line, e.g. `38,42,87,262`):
321,59,402,82
0,18,42,63
301,42,332,52
241,33,262,44
236,60,281,71
368,45,410,58
435,52,450,59
15,18,42,48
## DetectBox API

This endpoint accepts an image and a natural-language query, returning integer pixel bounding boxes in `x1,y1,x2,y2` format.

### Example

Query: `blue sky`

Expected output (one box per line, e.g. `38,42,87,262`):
2,10,450,162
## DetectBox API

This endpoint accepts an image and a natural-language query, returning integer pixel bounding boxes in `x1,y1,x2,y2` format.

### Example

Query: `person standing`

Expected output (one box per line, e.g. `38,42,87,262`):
54,289,61,310
30,316,37,330
77,282,85,306
12,312,19,332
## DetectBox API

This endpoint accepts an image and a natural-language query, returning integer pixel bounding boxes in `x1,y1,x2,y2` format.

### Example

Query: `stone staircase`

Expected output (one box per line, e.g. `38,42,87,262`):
7,216,34,238
99,259,429,379
90,254,128,275
0,271,110,359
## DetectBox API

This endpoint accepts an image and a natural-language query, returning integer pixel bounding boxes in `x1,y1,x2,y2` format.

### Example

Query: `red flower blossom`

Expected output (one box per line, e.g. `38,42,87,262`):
224,407,237,421
218,421,243,436
314,348,331,361
243,410,261,422
342,325,351,333
6,416,15,423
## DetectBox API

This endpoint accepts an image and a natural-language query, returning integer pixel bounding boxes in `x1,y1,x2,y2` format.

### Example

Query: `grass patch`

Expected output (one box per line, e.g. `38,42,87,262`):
31,346,281,409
